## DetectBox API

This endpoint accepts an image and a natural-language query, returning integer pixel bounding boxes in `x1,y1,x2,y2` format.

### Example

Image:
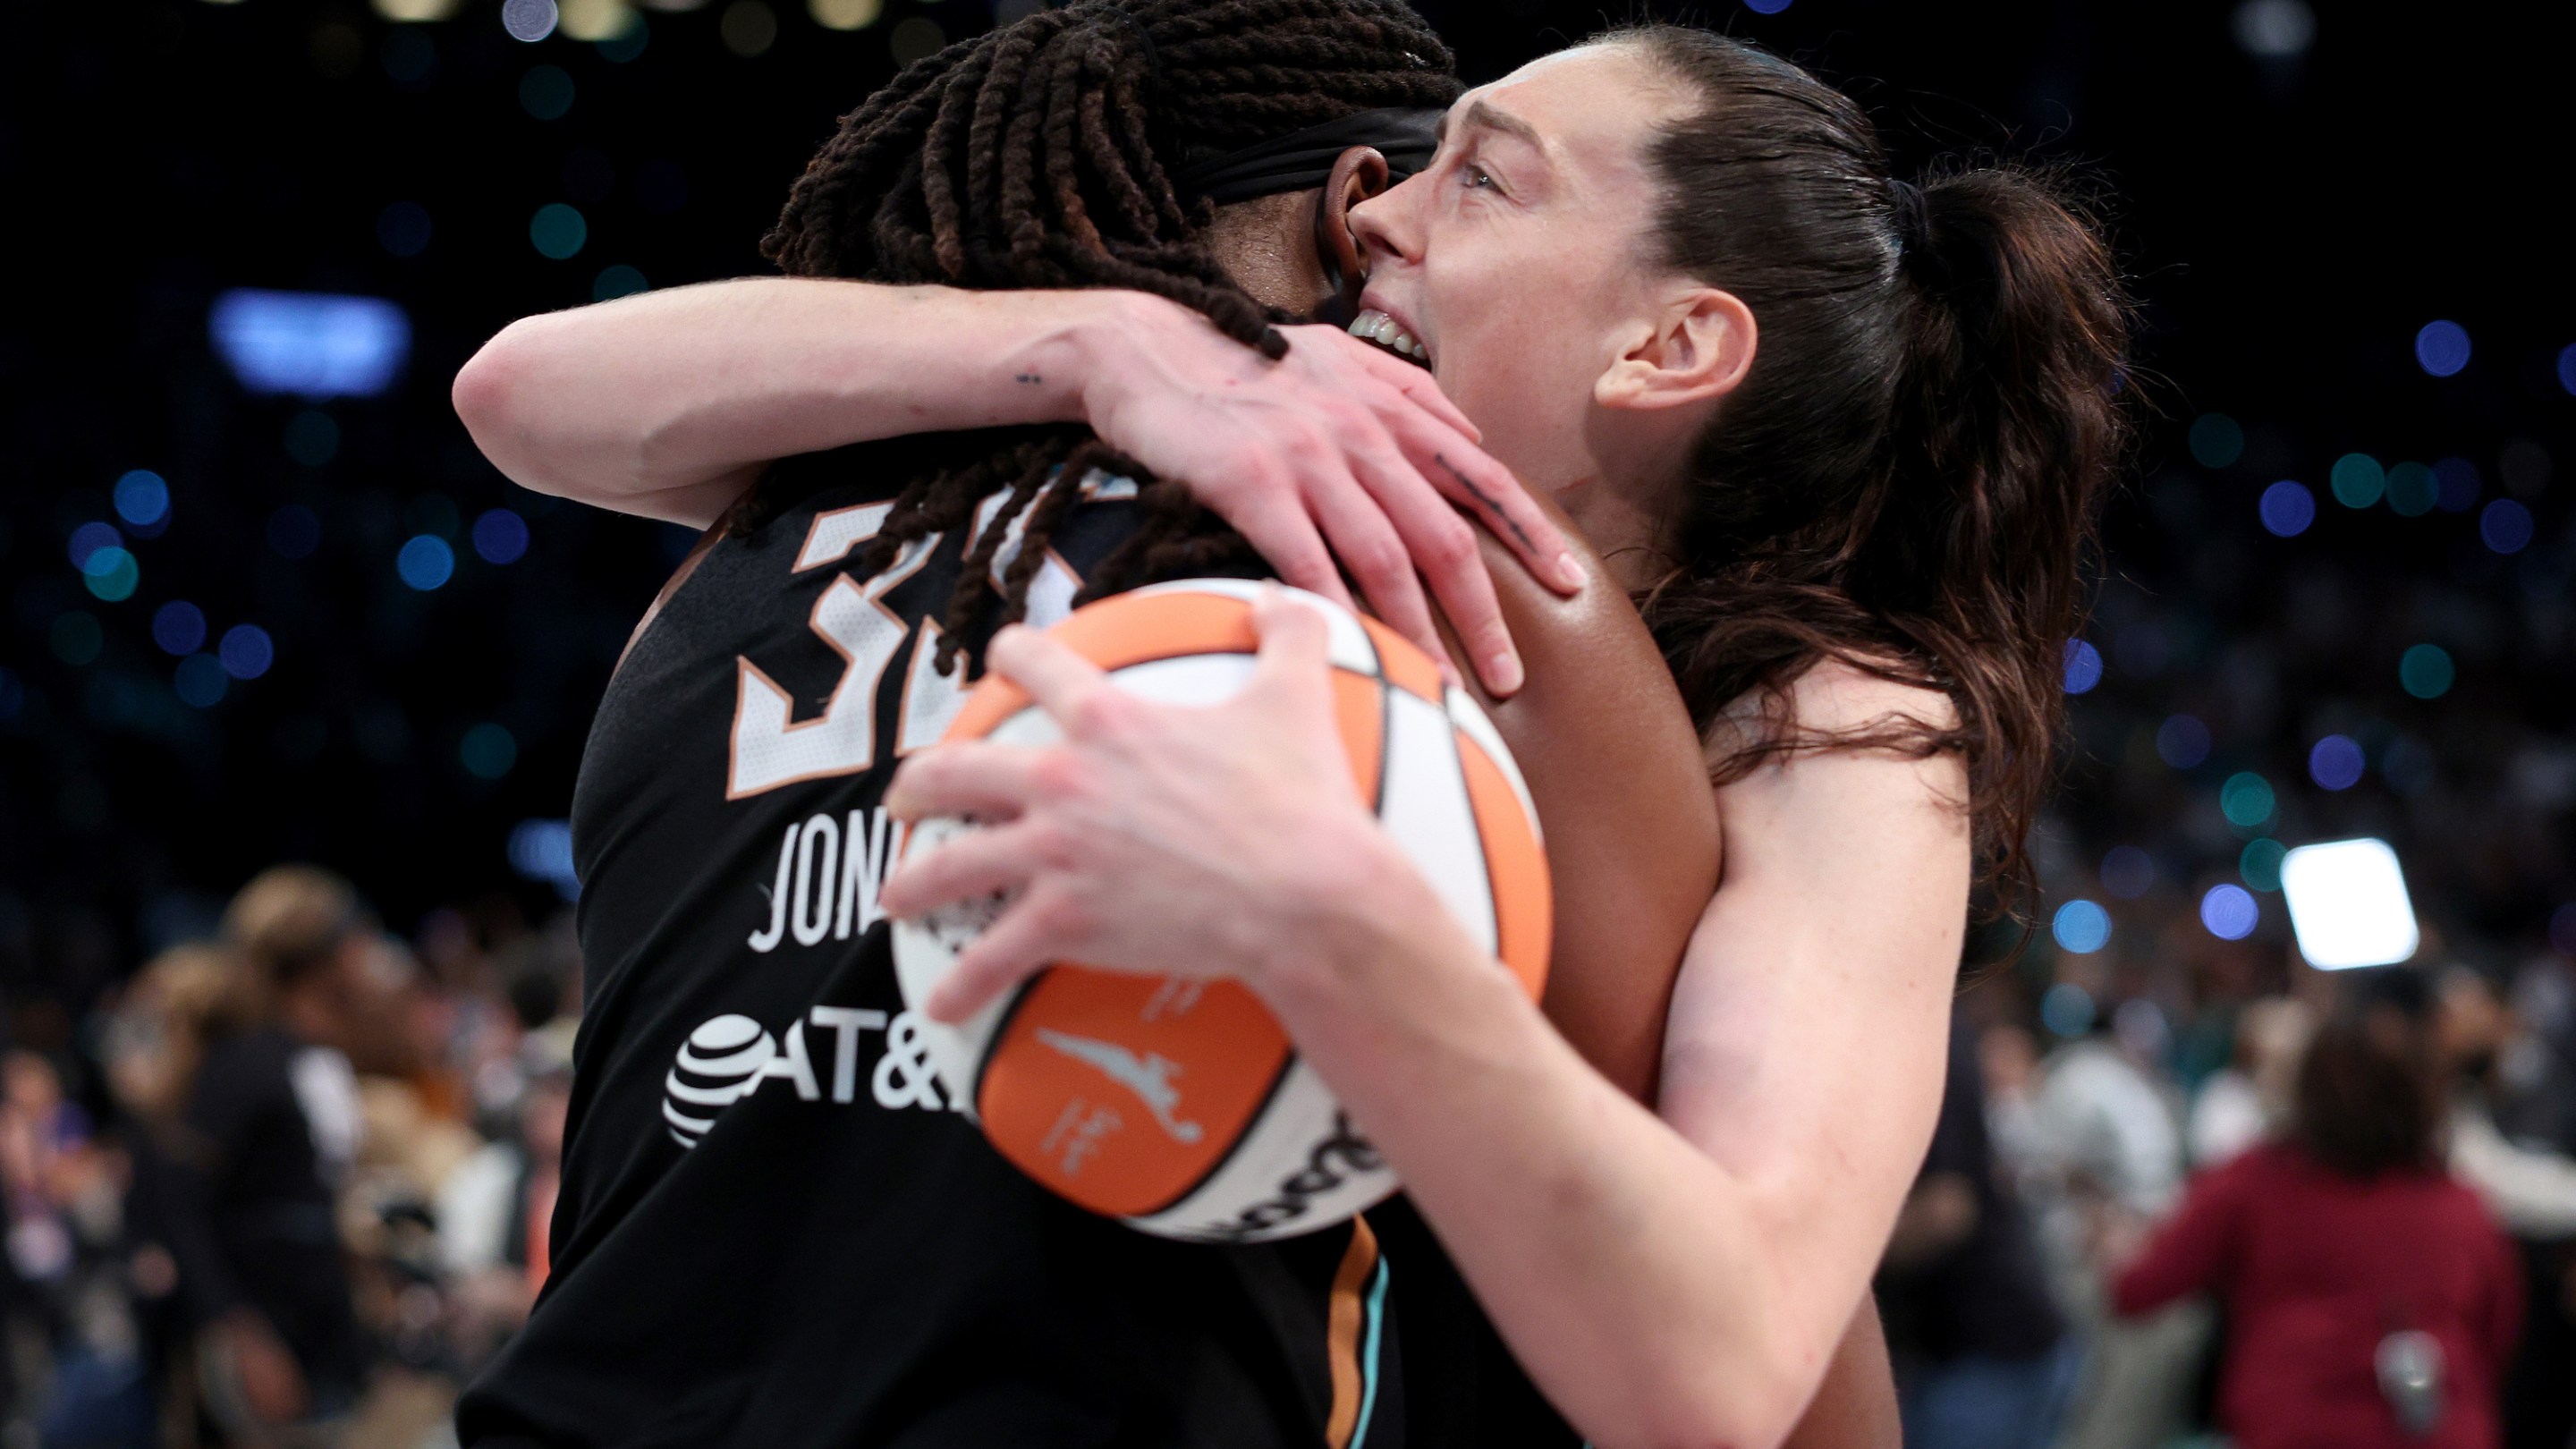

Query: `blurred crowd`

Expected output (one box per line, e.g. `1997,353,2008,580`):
1878,945,2576,1449
0,867,577,1448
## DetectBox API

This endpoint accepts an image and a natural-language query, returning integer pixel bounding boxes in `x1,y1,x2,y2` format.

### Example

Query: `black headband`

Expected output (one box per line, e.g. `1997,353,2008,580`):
1172,107,1445,206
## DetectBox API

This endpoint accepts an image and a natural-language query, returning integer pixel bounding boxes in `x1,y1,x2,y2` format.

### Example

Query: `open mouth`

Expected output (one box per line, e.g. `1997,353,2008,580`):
1347,308,1429,368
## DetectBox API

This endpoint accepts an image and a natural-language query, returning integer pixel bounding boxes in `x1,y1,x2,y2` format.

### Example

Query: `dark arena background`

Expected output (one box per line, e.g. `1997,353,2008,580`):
4,0,2576,1444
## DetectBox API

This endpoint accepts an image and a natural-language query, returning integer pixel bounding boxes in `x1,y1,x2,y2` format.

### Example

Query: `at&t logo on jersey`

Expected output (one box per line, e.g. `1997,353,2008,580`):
662,1005,960,1148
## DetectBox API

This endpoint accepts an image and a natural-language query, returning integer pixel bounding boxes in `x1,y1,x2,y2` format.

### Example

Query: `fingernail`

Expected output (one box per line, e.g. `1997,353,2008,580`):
1555,552,1586,591
1488,648,1524,694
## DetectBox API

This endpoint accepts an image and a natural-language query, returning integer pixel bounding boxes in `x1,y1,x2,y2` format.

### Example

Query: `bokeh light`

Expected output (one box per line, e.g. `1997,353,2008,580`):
722,0,779,55
2187,413,2244,469
114,470,170,528
151,602,208,657
472,509,531,565
2398,643,2453,699
267,504,322,559
2219,771,2275,828
530,204,589,260
501,0,558,42
888,14,943,63
2052,899,2112,953
2479,498,2534,554
174,654,229,708
285,410,340,466
2552,903,2576,958
462,723,520,779
397,535,456,591
2040,982,2096,1038
521,64,576,120
2258,479,2314,537
2413,319,2471,377
82,547,140,602
68,521,123,571
2308,733,2364,790
556,0,635,40
597,13,649,61
2384,462,2436,517
593,265,648,301
2100,844,2156,899
2559,343,2576,397
219,625,275,681
2329,453,2385,508
2199,884,2259,940
2239,837,2286,892
2062,638,2103,694
2231,0,2315,57
809,0,882,29
2157,713,2213,769
209,290,411,400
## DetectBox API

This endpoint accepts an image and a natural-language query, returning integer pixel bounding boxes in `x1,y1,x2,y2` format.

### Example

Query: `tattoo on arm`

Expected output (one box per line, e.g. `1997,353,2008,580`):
1016,373,1043,385
1434,453,1537,555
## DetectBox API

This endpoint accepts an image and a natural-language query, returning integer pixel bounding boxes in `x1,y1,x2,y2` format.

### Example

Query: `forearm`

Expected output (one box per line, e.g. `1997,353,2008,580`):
1267,882,1835,1449
452,279,1109,525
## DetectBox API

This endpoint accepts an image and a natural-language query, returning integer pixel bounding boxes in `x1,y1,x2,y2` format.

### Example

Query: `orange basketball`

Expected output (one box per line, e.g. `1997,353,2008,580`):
891,580,1549,1242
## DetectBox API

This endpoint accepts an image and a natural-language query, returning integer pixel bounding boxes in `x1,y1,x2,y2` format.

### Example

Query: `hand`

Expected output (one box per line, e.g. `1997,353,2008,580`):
217,1310,309,1426
1076,297,1584,697
880,587,1409,1021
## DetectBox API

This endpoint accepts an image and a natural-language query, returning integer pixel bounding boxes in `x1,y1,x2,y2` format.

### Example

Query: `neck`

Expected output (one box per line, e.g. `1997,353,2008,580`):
1544,407,1696,595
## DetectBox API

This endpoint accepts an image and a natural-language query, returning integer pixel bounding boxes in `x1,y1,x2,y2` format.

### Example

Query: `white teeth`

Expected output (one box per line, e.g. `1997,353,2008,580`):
1347,309,1427,363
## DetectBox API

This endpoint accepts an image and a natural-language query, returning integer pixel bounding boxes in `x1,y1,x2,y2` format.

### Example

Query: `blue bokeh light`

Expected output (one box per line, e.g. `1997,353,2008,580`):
151,601,208,657
2258,479,2315,537
2200,884,2259,940
2063,639,2104,694
1742,0,1793,13
2188,413,2246,469
209,289,411,400
462,723,519,780
2559,343,2576,397
2480,498,2535,555
2052,899,2112,954
82,547,140,602
2414,319,2470,377
510,818,583,900
378,201,433,258
472,509,531,564
2309,733,2365,791
219,624,275,681
397,535,456,591
114,470,170,527
2041,982,2096,1038
2156,714,2213,769
67,521,123,571
530,204,588,260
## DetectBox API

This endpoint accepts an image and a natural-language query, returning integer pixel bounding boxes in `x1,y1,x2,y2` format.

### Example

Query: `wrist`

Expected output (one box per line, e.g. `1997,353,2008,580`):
1255,823,1469,1013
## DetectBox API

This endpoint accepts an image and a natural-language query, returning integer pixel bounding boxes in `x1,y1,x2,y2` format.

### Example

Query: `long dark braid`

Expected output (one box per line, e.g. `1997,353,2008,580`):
738,0,1458,675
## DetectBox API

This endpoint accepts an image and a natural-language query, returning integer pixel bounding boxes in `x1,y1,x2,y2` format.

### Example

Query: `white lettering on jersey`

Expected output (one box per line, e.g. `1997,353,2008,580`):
664,1005,953,1148
749,809,900,953
793,502,894,572
726,520,936,800
748,828,795,953
808,1005,888,1104
791,814,839,947
835,809,895,940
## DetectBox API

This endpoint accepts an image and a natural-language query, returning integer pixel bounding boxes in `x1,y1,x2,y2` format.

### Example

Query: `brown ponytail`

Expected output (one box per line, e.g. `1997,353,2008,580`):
1618,26,2133,907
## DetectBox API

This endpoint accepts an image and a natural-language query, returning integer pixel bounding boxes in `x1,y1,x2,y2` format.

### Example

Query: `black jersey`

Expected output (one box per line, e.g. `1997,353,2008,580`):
455,443,1409,1449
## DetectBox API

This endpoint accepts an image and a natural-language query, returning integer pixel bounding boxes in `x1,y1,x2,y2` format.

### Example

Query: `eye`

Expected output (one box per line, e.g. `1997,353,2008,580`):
1460,164,1497,191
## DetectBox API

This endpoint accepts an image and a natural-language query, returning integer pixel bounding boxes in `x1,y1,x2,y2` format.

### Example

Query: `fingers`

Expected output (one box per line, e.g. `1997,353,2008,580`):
986,623,1110,722
1392,424,1586,598
1300,465,1448,685
878,817,1043,920
1249,584,1334,699
1220,489,1360,616
1331,331,1480,440
923,886,1069,1023
884,741,1046,822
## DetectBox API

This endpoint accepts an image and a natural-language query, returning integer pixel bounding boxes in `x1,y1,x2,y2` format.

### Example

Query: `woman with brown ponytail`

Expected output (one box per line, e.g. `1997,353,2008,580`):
873,26,2132,1449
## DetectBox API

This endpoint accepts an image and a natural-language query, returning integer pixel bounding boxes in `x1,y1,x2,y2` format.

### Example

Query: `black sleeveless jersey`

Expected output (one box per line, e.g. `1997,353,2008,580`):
454,439,1580,1449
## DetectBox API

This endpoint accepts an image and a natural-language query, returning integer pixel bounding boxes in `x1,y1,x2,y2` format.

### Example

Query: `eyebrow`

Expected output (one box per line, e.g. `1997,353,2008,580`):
1435,98,1549,157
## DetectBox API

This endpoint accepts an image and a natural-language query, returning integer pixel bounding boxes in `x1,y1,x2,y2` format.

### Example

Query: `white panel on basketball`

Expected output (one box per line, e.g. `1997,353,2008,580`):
888,815,1014,1121
1123,1060,1395,1241
1131,579,1385,678
1377,690,1498,957
1445,685,1543,846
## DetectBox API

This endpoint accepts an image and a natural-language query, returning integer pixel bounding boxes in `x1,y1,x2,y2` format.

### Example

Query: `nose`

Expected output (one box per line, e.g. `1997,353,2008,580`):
1347,170,1426,274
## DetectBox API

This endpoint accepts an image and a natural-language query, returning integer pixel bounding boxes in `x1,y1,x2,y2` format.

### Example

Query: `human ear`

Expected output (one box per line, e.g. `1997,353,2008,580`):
1312,146,1392,326
1592,286,1757,413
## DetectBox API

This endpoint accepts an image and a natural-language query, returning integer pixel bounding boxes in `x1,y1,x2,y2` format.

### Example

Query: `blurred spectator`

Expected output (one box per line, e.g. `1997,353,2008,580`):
160,868,376,1444
2031,998,2203,1449
2188,996,2314,1168
2113,987,2522,1449
1877,1019,2075,1449
435,1046,569,1369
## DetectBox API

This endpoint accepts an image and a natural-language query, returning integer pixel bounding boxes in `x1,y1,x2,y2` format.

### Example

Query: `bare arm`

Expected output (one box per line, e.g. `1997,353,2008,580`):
453,280,1106,527
885,613,1964,1449
453,278,1578,693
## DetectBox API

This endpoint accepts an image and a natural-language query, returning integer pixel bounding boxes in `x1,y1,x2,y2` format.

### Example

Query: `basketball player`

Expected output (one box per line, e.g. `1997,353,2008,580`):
453,4,1894,1445
877,29,2130,1449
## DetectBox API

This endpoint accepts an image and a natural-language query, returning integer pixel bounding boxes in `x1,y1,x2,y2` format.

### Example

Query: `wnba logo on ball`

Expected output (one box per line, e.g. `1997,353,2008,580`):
663,1015,773,1148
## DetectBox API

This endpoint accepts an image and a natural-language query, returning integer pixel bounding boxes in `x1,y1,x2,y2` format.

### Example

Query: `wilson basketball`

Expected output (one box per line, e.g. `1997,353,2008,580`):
890,579,1550,1242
